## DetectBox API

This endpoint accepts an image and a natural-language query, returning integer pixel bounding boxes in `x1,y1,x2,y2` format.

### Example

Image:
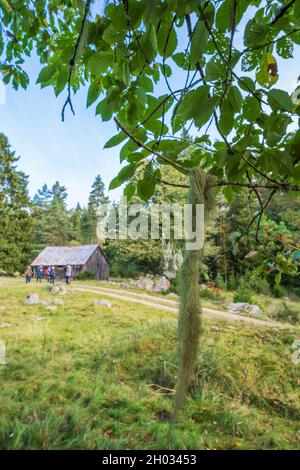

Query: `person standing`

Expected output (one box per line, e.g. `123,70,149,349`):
65,264,72,284
25,266,32,284
36,265,43,283
50,266,56,285
47,266,51,283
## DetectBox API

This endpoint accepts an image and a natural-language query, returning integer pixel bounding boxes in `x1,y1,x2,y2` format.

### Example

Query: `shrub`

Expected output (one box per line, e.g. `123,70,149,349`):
234,280,253,304
246,272,271,295
215,273,226,290
110,261,140,278
76,271,96,281
227,274,237,291
201,287,225,302
272,284,285,298
272,302,299,324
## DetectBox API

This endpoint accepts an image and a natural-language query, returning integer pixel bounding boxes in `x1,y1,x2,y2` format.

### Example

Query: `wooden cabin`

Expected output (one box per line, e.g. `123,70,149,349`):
31,244,109,280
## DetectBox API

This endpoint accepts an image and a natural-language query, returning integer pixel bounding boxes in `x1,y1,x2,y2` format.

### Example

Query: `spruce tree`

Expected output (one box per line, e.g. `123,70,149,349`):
81,175,109,243
0,133,33,273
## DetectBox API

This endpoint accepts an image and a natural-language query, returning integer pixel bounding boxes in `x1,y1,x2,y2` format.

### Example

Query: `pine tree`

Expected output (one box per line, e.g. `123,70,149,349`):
32,181,72,247
81,175,109,243
0,133,33,273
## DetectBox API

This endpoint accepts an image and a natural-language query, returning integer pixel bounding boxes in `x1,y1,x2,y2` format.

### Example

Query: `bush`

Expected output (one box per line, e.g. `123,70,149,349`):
272,284,285,298
215,273,226,290
246,272,271,295
76,271,96,281
201,287,225,302
227,274,237,291
272,302,299,324
110,261,140,278
234,280,253,304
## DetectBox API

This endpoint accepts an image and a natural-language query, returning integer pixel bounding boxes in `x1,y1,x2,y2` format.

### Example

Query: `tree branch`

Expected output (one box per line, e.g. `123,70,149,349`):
271,0,297,25
62,0,91,122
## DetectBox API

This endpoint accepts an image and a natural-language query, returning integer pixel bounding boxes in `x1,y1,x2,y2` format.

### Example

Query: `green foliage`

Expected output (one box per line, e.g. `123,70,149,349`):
76,271,96,281
272,284,286,299
0,134,33,272
272,302,299,324
234,280,253,304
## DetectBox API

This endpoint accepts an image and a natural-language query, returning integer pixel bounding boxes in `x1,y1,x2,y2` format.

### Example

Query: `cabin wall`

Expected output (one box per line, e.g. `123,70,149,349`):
83,248,109,280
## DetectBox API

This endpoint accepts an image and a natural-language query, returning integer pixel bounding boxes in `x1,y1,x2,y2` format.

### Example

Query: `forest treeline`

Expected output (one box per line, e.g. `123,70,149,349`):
0,133,299,295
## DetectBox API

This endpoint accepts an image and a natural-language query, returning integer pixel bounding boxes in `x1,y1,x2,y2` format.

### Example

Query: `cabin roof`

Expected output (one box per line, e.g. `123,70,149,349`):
31,244,108,267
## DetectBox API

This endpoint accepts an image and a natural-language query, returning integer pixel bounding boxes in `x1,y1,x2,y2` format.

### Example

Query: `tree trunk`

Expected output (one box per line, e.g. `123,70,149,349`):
174,169,216,415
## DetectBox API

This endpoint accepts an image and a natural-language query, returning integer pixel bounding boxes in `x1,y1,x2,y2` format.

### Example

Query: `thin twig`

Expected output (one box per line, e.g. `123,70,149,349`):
62,0,91,121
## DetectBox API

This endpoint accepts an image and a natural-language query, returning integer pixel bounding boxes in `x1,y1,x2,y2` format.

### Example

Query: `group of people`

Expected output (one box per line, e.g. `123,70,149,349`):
25,265,73,285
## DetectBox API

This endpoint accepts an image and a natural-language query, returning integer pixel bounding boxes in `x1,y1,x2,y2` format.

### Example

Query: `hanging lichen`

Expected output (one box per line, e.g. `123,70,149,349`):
174,168,216,415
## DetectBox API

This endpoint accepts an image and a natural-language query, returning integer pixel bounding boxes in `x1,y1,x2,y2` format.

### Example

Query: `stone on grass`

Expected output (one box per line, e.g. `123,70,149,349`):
211,326,221,332
228,303,262,316
154,276,171,292
93,299,112,308
137,277,154,291
0,322,13,328
54,298,64,305
46,305,57,311
25,294,50,306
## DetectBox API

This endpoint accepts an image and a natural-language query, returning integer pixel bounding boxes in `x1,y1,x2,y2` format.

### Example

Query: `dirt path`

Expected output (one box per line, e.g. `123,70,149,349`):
73,284,287,329
0,278,289,329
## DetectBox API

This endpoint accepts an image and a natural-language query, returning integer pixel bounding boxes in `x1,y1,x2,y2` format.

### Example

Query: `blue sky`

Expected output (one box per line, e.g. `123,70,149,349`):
0,22,299,207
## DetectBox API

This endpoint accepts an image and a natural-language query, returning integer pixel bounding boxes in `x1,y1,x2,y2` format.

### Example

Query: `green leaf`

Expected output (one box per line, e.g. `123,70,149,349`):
243,96,261,121
124,182,136,201
137,173,156,201
109,164,136,190
175,85,217,129
88,51,114,76
275,272,281,285
219,100,234,135
55,67,68,96
238,76,255,93
36,64,56,85
87,81,102,107
104,131,127,149
268,89,293,112
205,60,226,82
140,25,157,63
190,20,209,64
243,18,266,48
228,86,243,113
157,22,178,58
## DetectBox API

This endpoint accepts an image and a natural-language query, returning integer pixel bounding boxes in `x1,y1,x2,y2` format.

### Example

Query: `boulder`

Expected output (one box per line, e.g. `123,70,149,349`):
154,276,171,292
25,294,50,306
93,299,112,308
228,302,262,316
137,277,154,291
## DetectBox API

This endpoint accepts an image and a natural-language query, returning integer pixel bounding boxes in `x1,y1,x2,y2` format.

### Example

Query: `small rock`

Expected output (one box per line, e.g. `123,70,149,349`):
25,293,40,304
154,276,171,292
54,298,64,305
58,286,68,296
0,322,13,328
46,305,57,311
50,286,60,294
284,296,290,302
211,326,221,332
93,299,112,308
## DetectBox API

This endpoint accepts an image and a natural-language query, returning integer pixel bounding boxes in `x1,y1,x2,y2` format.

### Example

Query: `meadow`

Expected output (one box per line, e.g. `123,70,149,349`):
0,281,300,450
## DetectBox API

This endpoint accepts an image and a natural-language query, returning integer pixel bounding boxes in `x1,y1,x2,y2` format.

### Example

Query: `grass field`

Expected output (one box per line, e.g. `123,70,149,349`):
0,281,300,450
